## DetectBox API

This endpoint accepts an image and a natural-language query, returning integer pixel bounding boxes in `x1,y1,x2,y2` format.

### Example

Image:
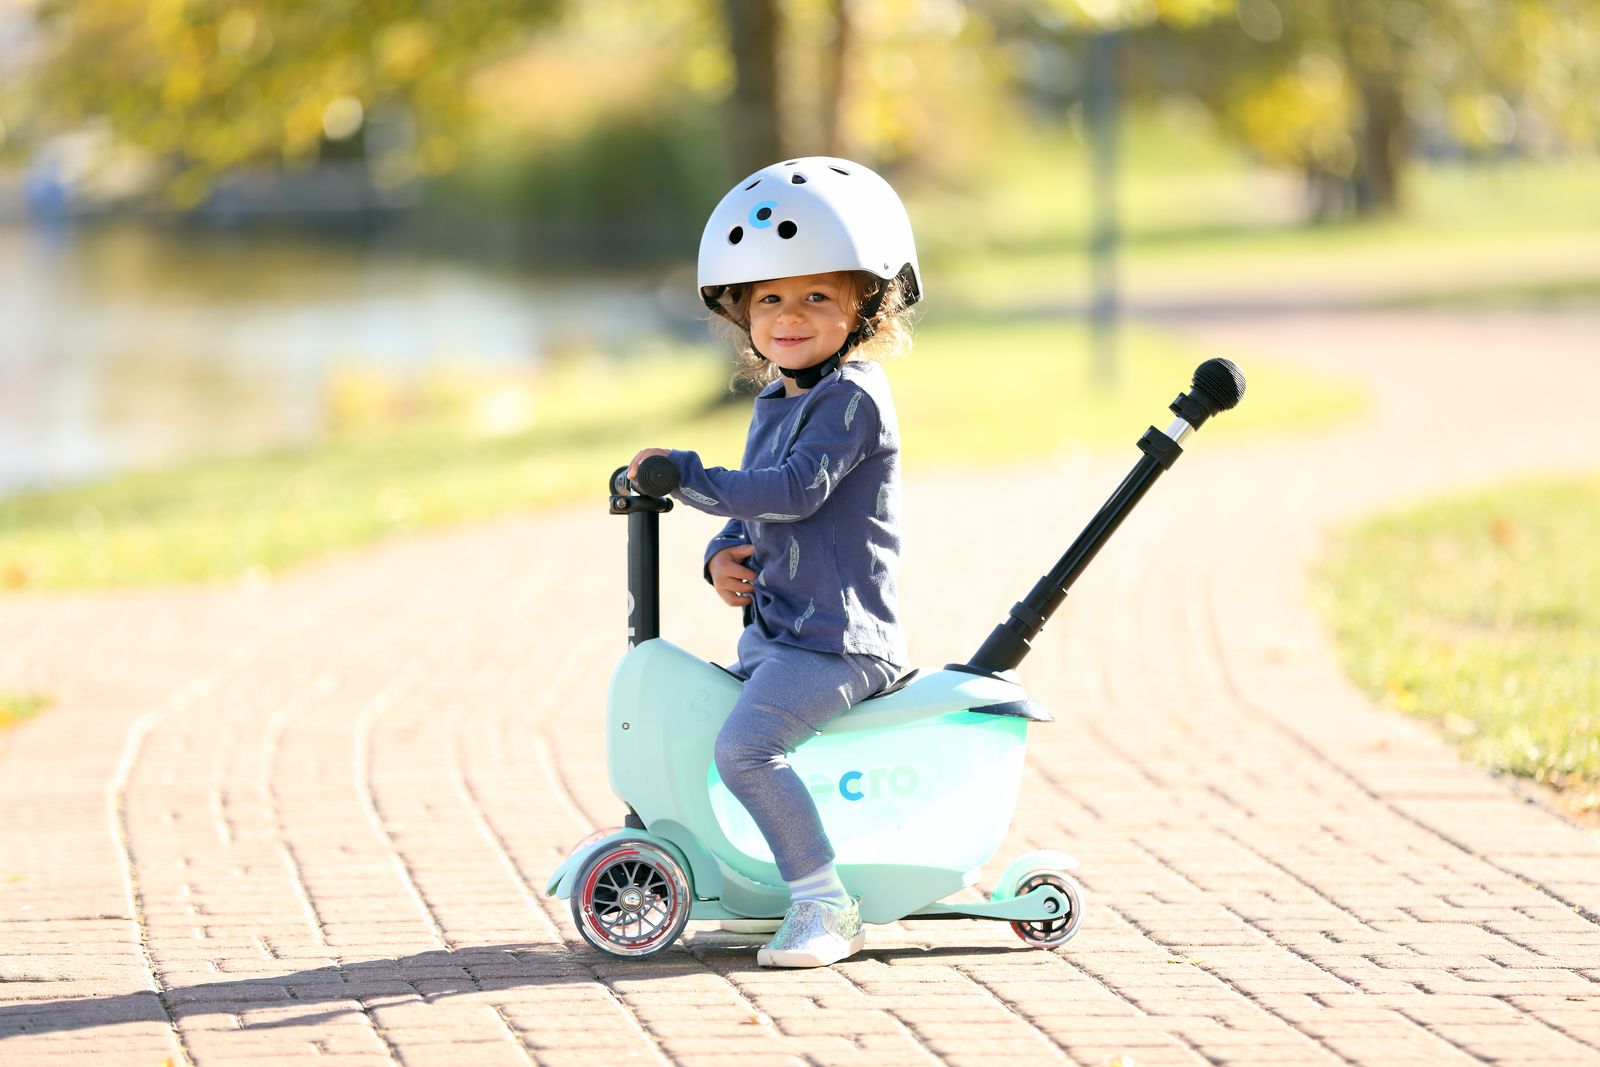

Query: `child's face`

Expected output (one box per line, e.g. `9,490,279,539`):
748,273,858,378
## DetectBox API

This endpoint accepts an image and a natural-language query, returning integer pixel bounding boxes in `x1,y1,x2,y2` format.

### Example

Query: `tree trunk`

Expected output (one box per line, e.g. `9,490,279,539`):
820,0,855,157
723,0,785,178
1333,0,1407,216
1355,74,1406,214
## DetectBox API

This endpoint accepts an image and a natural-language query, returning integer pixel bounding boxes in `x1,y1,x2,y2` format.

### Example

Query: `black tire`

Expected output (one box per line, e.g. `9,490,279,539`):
571,839,692,958
1009,870,1084,950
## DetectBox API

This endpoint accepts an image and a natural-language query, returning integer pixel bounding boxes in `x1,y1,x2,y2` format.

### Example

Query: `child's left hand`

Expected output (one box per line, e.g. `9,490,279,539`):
627,448,672,481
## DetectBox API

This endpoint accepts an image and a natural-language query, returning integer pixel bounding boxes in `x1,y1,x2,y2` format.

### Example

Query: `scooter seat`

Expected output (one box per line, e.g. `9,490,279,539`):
709,662,918,697
710,662,921,697
706,655,1047,727
876,668,919,698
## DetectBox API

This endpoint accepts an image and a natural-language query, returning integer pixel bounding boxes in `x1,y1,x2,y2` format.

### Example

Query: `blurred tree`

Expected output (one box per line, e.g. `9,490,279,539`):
1180,0,1425,216
720,0,1013,181
988,0,1599,218
30,0,564,206
818,0,855,157
723,0,785,176
24,0,1004,215
24,0,1597,224
1141,0,1600,216
1022,0,1232,30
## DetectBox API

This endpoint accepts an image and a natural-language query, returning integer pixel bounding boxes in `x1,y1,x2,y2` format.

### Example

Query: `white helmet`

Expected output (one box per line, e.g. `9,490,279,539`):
697,156,922,322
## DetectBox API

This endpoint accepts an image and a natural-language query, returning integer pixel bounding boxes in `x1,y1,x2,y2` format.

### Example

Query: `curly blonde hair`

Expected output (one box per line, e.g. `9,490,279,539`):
711,272,916,392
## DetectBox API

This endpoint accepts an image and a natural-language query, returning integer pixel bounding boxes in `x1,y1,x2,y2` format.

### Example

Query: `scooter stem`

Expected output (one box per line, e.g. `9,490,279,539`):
959,359,1246,677
610,463,675,648
628,508,663,647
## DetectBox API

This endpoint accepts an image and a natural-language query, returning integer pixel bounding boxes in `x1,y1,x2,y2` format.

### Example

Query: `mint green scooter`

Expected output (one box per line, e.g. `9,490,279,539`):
546,360,1245,957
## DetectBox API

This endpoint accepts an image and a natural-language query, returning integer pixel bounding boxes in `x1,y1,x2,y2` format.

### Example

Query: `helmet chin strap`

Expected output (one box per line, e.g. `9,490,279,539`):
775,347,845,389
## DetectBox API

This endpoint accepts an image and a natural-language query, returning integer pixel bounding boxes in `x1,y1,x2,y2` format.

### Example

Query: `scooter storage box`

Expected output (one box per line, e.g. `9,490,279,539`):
708,711,1027,870
607,639,1036,882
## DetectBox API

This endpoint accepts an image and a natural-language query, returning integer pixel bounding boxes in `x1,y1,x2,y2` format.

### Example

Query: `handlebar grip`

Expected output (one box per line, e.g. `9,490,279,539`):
634,455,680,497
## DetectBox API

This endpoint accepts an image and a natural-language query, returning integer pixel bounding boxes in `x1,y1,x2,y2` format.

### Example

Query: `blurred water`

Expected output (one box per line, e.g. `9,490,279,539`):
0,222,692,497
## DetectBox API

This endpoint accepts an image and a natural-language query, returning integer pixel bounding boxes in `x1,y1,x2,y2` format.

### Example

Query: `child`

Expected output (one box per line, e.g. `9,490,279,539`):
627,156,922,967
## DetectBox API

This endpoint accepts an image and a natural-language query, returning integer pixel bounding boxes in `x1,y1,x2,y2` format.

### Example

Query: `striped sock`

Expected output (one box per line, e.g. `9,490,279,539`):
786,862,852,910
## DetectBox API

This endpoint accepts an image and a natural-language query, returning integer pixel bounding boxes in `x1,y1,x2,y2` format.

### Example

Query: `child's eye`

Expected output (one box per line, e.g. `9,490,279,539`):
806,292,830,303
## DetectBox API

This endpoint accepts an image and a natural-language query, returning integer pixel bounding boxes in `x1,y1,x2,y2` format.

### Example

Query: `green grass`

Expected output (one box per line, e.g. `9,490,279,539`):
1317,477,1600,812
0,316,1363,591
899,312,1363,460
0,351,749,591
0,693,47,739
912,114,1600,311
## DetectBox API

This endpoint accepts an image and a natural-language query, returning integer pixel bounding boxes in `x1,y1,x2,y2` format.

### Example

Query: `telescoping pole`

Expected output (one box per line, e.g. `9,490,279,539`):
959,359,1246,677
961,430,1177,676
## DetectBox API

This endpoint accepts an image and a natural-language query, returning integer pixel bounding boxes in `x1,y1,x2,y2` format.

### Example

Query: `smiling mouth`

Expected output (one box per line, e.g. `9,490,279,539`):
774,335,811,344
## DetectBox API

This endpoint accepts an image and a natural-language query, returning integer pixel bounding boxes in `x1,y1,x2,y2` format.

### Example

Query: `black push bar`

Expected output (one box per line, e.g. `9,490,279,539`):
958,358,1246,677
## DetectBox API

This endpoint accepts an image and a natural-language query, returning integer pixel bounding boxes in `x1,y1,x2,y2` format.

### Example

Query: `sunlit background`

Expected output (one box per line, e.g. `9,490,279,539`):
0,0,1597,805
3,0,1595,495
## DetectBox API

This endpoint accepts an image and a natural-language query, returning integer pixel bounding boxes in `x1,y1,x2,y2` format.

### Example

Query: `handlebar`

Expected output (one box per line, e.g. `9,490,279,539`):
609,455,680,498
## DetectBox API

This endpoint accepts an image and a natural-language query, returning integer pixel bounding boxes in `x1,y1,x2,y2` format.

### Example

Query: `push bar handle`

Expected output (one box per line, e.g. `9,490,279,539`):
610,456,680,498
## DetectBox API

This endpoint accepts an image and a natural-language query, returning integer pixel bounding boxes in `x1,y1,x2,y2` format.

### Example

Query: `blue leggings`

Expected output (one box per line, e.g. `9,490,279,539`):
715,626,897,881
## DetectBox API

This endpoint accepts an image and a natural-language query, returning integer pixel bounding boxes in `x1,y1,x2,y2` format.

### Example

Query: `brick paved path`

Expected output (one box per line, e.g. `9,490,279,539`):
2,309,1597,1066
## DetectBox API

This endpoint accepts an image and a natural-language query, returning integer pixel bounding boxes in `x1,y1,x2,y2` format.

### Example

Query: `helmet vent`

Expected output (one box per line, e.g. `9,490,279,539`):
744,178,762,190
829,165,850,175
790,173,808,184
777,221,798,239
728,226,744,245
783,160,799,165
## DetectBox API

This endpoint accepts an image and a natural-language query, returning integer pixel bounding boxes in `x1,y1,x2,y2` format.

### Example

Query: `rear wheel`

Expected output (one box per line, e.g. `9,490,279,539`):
571,839,692,957
1008,870,1084,950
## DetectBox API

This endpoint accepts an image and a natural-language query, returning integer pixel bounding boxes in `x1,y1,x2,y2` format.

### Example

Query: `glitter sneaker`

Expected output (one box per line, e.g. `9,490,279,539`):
756,898,864,968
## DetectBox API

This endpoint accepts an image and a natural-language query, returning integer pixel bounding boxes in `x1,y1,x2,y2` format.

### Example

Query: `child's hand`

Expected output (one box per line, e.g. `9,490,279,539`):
627,448,672,481
707,544,758,607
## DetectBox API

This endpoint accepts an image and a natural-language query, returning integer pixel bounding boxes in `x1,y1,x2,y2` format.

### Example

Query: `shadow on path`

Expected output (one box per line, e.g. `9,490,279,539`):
0,940,1025,1038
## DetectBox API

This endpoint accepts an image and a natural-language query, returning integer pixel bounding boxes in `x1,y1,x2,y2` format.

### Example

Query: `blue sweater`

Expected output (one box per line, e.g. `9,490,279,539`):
668,360,906,667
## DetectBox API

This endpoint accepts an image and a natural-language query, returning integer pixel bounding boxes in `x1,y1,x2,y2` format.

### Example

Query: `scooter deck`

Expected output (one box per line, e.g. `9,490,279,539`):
684,884,1070,925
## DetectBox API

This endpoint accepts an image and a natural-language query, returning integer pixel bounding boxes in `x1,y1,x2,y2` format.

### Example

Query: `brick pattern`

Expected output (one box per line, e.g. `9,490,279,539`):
2,309,1598,1066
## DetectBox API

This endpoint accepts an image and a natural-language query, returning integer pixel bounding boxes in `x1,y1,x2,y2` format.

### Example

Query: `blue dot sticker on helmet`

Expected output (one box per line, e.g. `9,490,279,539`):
748,200,778,229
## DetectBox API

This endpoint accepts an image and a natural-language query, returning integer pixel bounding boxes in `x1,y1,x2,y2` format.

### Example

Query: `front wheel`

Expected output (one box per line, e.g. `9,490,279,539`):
571,839,692,958
1008,870,1084,950
561,826,624,865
